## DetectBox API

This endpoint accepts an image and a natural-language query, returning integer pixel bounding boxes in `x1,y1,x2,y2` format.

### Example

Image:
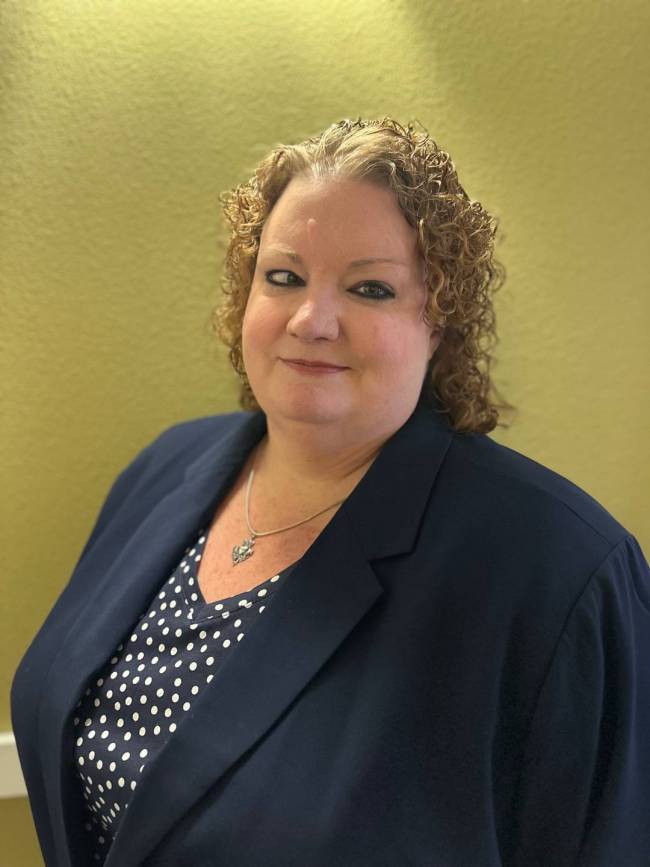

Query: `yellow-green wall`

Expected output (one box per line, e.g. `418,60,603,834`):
2,1,648,862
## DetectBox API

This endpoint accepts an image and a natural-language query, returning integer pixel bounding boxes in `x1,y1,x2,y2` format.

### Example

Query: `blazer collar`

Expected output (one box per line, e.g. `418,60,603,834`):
43,398,453,867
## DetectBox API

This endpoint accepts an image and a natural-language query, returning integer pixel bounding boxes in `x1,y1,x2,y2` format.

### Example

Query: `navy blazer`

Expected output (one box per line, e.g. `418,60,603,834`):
11,399,650,866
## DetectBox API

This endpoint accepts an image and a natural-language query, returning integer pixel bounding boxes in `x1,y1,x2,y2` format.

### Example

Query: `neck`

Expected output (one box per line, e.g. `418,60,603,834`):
253,417,389,497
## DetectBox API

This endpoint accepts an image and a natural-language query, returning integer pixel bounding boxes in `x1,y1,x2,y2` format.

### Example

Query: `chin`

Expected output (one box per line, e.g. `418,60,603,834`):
267,394,351,426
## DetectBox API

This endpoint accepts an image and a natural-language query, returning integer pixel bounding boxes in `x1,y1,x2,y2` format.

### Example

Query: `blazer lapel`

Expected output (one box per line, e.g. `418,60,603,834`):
105,506,384,867
45,400,452,867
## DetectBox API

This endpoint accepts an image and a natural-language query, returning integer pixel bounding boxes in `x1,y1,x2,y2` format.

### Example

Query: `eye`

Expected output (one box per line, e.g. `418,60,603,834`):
264,270,395,300
265,270,300,286
350,282,395,300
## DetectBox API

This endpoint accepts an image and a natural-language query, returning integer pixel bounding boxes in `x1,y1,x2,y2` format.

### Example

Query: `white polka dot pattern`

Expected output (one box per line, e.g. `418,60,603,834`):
72,527,285,864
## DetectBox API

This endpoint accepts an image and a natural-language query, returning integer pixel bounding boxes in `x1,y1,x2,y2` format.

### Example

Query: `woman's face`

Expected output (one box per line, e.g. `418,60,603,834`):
242,175,441,440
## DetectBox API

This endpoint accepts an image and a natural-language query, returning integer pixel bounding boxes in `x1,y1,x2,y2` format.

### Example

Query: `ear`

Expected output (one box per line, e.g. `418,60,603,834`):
428,325,443,361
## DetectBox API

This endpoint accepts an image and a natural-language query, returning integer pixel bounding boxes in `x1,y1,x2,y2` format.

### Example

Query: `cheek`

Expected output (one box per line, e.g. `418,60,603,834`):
241,309,254,361
360,319,430,370
241,307,267,373
242,299,279,354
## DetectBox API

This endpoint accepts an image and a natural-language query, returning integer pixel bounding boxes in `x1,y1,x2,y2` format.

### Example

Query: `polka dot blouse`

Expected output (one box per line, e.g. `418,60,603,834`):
71,525,289,864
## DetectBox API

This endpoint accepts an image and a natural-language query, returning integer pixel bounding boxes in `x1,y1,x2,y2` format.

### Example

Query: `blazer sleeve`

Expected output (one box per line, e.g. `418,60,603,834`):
9,430,165,866
509,533,650,867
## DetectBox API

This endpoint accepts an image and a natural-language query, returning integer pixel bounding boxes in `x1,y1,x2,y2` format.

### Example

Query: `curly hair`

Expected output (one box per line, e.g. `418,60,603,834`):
210,116,514,434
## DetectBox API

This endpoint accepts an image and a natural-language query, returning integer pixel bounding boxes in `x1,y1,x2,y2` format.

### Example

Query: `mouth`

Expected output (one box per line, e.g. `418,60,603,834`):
280,358,349,374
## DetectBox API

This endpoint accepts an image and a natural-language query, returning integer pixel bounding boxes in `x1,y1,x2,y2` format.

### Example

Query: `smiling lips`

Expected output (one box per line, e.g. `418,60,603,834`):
280,357,349,373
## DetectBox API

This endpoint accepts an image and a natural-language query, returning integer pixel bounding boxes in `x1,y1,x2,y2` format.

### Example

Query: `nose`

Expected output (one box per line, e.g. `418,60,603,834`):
286,288,341,342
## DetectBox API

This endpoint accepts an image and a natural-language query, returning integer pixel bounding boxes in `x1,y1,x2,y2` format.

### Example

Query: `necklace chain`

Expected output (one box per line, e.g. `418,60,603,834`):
232,468,346,565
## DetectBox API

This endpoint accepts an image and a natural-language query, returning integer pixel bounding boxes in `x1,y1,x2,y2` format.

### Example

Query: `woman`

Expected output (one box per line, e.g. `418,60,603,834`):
12,117,650,867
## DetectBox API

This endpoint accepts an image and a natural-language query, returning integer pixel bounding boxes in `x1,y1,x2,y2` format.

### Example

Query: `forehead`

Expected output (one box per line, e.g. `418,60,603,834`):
259,176,419,259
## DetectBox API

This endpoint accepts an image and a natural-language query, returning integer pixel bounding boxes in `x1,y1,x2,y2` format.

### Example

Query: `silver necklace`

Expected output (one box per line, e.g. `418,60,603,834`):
232,468,347,565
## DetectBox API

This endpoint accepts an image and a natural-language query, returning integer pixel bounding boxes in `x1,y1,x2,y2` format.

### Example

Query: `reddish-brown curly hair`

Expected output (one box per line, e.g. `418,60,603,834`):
210,116,514,433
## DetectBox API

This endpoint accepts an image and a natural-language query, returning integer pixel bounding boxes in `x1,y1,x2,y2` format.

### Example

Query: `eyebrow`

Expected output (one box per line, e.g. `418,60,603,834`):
262,247,409,270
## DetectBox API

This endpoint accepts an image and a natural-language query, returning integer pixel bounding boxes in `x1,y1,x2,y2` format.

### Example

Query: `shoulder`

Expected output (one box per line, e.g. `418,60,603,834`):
436,429,630,565
110,410,255,500
74,411,257,564
426,429,650,689
145,410,251,459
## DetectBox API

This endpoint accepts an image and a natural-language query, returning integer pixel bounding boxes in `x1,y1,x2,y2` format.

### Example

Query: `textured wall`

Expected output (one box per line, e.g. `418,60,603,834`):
2,0,649,860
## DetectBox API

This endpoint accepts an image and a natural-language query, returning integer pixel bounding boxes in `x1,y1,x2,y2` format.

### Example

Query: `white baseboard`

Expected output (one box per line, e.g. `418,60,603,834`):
0,732,27,798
